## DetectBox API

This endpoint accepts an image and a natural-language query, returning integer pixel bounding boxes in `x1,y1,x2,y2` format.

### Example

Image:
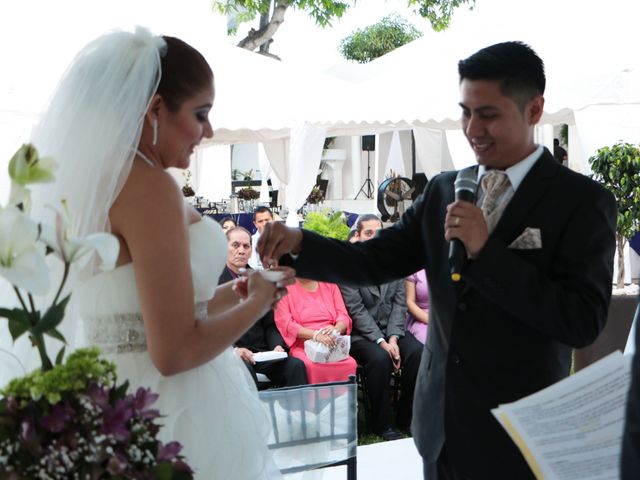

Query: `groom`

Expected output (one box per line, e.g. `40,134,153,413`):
258,41,616,478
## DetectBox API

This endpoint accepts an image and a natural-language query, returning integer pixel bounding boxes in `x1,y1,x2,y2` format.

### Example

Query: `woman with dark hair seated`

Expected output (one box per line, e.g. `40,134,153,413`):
275,278,357,384
218,216,236,233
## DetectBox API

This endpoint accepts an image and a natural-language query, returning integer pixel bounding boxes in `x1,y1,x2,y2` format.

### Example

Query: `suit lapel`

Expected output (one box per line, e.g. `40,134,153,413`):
368,285,381,299
458,153,557,296
492,150,559,244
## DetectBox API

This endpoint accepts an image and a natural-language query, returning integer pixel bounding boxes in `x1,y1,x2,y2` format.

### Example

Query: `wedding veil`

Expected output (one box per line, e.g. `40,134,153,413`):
30,26,165,242
0,27,166,383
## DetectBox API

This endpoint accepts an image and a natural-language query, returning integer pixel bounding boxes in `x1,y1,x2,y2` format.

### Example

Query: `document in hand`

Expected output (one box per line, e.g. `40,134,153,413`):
492,351,632,480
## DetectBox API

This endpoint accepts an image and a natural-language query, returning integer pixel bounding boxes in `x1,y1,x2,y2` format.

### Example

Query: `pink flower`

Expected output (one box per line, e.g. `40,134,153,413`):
158,441,183,462
132,387,160,420
101,399,132,442
40,403,74,432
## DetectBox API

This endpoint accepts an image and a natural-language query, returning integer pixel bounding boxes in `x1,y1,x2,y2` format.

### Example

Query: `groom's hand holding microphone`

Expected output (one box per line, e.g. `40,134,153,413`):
445,168,488,281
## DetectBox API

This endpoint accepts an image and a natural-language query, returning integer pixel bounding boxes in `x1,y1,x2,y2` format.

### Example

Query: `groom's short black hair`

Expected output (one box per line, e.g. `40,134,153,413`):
458,41,545,111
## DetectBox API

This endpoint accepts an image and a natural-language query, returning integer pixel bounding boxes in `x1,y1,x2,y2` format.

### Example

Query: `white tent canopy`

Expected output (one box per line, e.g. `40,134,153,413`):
2,0,640,204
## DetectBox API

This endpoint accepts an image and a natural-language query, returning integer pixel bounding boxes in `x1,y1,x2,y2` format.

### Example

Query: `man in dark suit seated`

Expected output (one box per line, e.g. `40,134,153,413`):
218,226,307,388
256,41,616,479
340,214,422,441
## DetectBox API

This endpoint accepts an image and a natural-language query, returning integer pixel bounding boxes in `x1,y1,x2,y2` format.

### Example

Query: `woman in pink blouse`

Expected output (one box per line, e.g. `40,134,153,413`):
405,269,429,344
275,278,357,384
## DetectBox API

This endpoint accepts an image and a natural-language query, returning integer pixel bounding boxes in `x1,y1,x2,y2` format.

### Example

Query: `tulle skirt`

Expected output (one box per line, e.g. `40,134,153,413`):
107,347,282,480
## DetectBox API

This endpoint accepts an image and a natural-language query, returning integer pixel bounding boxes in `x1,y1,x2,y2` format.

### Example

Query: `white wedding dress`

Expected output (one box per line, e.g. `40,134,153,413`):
74,216,282,479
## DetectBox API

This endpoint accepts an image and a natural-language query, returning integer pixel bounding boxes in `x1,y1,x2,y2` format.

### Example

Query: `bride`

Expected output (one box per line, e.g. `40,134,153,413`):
17,27,293,479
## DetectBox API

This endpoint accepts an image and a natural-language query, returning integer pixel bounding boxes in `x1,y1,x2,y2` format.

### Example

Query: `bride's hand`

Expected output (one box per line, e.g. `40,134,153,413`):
246,267,296,308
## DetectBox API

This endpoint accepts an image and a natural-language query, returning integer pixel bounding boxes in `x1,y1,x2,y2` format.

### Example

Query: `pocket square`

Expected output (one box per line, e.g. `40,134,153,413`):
509,227,542,249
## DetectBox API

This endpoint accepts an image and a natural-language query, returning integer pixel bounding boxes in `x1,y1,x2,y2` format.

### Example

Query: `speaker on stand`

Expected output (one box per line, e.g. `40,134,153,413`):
355,135,375,200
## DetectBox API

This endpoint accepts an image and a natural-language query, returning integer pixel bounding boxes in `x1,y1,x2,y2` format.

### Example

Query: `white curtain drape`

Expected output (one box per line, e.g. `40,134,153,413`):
194,145,232,201
258,143,272,203
413,127,455,179
263,138,289,208
284,123,326,227
384,131,406,177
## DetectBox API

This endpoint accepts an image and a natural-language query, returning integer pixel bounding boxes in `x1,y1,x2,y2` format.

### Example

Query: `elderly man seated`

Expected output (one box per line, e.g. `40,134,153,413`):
219,226,307,388
340,214,422,441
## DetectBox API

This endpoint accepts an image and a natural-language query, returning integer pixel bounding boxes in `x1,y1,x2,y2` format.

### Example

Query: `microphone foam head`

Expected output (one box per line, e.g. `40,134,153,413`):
454,168,478,194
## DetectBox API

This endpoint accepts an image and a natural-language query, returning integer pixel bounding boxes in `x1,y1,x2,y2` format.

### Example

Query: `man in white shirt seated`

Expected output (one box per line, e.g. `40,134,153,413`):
219,226,307,388
248,206,274,271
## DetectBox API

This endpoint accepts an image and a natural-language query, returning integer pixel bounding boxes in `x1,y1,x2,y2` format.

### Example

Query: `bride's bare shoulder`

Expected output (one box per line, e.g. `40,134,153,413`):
111,163,185,226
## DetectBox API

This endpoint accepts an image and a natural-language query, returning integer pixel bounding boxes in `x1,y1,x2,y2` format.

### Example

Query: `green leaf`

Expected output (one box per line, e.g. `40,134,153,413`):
55,346,66,365
32,295,71,336
4,309,31,341
44,328,67,343
153,463,173,480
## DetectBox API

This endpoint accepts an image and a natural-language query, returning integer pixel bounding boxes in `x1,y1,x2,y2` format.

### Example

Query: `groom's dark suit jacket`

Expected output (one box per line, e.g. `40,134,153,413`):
292,149,616,478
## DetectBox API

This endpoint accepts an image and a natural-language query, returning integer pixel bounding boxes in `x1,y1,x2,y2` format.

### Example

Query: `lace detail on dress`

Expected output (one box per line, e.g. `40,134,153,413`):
84,301,209,354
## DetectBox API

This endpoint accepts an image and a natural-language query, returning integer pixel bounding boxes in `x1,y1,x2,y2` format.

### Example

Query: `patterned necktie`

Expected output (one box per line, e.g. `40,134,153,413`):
480,170,511,233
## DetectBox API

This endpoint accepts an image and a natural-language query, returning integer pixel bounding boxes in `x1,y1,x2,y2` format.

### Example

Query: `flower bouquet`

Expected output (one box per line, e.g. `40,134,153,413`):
237,187,260,200
0,145,193,478
0,349,192,479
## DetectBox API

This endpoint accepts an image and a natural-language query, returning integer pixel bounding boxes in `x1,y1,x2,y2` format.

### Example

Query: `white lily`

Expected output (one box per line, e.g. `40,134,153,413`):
40,200,119,271
8,144,56,186
0,205,50,295
8,144,56,211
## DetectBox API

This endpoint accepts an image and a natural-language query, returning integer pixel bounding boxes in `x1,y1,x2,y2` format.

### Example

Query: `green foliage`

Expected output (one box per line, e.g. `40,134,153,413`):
214,0,474,49
215,0,350,30
1,348,116,405
339,14,423,63
589,141,640,288
303,209,351,240
409,0,475,31
589,141,640,240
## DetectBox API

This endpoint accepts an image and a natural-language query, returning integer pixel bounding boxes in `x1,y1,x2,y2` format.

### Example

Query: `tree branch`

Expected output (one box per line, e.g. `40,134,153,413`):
237,1,289,52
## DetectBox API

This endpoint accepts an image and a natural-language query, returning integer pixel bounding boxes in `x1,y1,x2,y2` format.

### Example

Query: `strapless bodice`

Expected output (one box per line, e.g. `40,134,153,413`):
75,216,227,354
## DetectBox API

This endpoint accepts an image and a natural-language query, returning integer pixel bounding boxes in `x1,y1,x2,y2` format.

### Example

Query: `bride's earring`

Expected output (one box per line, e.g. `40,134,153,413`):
152,119,158,146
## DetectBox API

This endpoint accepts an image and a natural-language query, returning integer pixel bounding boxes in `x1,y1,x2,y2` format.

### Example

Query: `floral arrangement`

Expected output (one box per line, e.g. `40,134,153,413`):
181,171,195,197
0,144,193,478
0,349,192,479
237,187,260,200
306,185,325,205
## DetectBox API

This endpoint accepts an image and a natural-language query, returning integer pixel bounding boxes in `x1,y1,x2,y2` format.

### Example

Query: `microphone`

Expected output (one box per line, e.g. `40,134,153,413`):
449,168,478,282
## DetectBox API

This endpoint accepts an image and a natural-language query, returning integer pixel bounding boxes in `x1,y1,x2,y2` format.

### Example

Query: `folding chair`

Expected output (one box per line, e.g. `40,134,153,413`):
258,375,358,479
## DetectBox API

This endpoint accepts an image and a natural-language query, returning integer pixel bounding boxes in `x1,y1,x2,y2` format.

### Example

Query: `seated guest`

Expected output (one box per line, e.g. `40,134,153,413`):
275,278,357,384
219,227,307,388
249,206,274,270
405,269,429,344
218,216,236,233
340,214,422,440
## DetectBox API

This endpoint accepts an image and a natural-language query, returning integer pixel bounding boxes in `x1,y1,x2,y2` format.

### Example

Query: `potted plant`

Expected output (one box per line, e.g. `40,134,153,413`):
237,187,260,200
182,170,195,197
306,185,325,205
302,209,351,241
0,144,193,478
576,141,640,371
588,141,640,288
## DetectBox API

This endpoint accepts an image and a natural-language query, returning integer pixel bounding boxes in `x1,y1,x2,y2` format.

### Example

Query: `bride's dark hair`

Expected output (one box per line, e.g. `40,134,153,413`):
158,36,213,112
